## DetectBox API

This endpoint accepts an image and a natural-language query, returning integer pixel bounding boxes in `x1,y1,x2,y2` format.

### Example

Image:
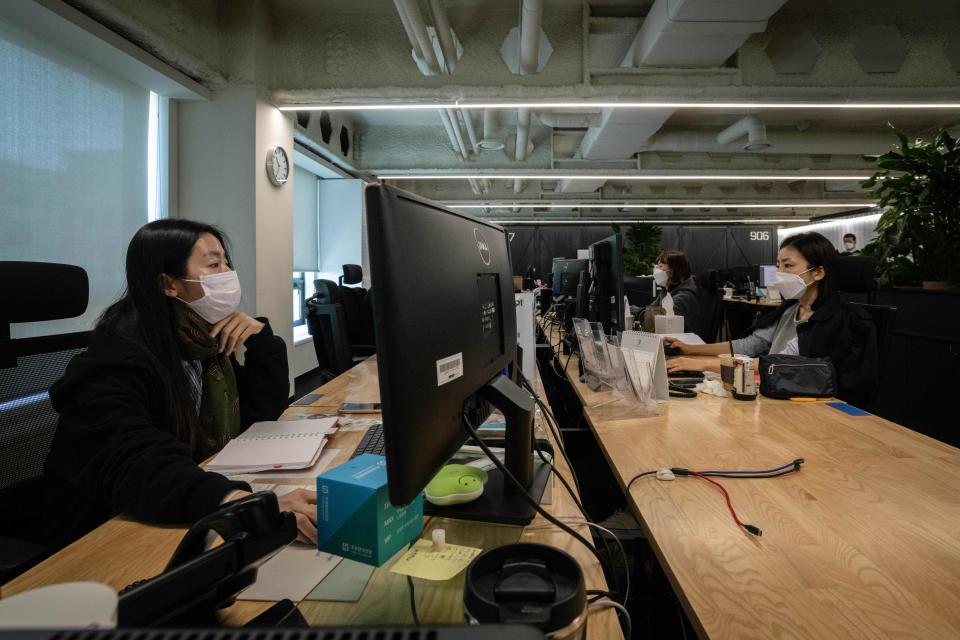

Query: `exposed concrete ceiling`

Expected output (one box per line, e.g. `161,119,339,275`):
65,0,960,225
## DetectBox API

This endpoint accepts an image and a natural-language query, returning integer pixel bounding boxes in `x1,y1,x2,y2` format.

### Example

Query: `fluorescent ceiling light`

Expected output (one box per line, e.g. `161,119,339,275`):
279,101,960,111
492,218,811,225
450,203,874,209
379,174,871,181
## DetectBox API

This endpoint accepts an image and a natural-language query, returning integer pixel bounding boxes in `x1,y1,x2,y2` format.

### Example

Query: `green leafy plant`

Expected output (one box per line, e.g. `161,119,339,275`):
613,223,663,276
861,126,960,286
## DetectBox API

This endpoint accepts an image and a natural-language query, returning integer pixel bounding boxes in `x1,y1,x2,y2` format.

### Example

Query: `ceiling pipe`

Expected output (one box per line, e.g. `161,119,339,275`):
519,0,544,75
459,108,480,153
643,128,896,155
445,108,471,159
437,109,466,160
514,107,532,193
535,110,604,128
479,109,504,151
717,114,770,151
394,0,441,75
428,0,458,73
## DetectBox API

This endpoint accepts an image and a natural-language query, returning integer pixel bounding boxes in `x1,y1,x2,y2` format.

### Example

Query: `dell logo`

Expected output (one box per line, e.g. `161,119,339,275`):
474,229,491,266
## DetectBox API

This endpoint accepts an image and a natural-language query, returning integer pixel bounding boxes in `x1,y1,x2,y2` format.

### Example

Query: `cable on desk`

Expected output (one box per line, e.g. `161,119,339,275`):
625,460,804,537
406,575,420,625
589,598,632,640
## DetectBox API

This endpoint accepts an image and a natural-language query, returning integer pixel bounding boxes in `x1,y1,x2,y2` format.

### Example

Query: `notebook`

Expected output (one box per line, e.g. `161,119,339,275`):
206,417,339,474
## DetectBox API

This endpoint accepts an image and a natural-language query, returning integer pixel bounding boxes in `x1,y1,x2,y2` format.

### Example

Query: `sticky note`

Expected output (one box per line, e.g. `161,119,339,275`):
826,402,871,417
389,539,481,581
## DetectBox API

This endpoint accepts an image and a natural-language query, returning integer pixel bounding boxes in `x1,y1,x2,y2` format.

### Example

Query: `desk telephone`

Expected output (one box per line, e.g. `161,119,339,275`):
117,491,297,627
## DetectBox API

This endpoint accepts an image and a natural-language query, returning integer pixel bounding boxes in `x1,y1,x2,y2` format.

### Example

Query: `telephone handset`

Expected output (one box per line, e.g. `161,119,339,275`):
118,491,297,627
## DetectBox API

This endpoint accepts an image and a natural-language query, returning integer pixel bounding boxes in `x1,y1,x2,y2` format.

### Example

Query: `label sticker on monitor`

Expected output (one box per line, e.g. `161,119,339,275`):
436,352,464,387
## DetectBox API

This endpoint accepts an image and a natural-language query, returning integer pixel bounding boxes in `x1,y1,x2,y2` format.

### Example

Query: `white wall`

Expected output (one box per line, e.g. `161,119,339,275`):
177,88,297,393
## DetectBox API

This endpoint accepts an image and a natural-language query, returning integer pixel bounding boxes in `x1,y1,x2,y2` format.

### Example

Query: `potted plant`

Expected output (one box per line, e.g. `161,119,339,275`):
861,126,960,289
613,223,663,276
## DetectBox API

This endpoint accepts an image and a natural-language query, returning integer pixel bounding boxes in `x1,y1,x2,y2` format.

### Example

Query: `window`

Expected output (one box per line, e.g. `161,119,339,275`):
1,15,151,338
292,272,306,327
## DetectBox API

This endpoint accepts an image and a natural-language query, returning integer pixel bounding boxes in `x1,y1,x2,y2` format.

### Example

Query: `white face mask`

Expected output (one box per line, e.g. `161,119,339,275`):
179,271,241,324
844,242,855,251
653,266,669,287
768,267,815,300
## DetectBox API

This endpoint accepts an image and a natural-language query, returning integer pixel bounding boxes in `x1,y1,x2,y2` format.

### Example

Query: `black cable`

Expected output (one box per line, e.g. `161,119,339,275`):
587,589,617,603
406,575,420,625
461,415,615,589
626,470,657,491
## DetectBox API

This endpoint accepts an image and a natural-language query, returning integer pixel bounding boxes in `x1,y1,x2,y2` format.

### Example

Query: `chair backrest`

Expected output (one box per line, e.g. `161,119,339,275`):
338,264,364,288
844,302,898,374
304,291,354,378
833,255,879,294
0,262,90,493
695,269,724,342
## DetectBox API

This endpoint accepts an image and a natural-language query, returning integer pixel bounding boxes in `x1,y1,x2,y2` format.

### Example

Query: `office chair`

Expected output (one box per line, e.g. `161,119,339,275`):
336,264,375,358
304,279,355,382
834,255,896,406
695,269,724,343
0,261,90,582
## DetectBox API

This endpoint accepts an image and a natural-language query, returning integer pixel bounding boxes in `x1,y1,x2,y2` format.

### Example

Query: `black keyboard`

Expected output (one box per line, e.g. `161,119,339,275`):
350,423,385,458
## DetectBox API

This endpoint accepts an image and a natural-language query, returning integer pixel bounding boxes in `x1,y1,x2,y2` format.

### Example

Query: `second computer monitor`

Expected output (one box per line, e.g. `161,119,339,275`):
587,234,625,335
551,258,588,298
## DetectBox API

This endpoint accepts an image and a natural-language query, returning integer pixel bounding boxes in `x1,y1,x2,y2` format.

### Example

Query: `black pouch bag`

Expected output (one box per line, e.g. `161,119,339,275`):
759,355,836,399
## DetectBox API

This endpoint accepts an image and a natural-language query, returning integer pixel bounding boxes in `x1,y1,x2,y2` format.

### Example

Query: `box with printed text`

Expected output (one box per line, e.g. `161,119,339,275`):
315,453,423,566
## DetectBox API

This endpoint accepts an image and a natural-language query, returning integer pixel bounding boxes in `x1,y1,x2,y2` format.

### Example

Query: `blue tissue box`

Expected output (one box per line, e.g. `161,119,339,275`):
316,453,423,566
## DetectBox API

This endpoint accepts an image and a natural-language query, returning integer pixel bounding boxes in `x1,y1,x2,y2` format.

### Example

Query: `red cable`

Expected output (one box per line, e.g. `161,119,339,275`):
688,470,752,532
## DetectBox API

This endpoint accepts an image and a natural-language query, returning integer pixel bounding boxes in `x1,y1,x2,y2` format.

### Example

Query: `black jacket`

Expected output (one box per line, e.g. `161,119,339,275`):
43,319,289,551
749,293,878,406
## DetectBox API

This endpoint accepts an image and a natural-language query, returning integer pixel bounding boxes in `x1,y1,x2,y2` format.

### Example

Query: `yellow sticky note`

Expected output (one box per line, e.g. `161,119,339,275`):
389,539,482,581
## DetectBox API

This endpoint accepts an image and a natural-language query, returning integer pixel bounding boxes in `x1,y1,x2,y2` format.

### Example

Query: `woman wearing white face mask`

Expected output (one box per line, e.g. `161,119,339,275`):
664,232,878,405
641,251,701,336
43,219,318,551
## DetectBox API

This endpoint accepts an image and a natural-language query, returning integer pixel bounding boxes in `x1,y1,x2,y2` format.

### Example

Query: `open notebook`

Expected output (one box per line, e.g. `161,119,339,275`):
206,417,339,475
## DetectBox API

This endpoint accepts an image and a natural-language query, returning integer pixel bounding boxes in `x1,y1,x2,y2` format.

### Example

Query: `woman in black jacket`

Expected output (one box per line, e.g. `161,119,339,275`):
43,219,316,551
664,232,878,406
641,250,701,336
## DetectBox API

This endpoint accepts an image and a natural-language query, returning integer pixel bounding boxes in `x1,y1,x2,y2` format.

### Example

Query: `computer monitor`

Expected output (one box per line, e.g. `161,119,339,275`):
623,275,656,308
550,258,588,298
365,184,551,525
757,264,777,288
587,234,625,335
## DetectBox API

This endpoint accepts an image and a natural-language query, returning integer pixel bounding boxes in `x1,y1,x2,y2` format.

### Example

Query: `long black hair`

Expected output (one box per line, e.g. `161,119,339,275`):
98,219,233,450
778,231,837,309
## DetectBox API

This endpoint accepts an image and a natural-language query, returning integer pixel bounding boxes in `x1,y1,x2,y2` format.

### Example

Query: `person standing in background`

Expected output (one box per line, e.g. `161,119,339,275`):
841,233,859,255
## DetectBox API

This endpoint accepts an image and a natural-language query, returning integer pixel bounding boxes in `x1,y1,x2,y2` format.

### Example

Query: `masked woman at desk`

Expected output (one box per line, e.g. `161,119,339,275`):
44,219,317,551
641,250,701,336
664,232,878,406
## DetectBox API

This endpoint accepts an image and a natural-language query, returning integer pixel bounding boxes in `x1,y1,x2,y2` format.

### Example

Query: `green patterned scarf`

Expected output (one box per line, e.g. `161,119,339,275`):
173,302,241,450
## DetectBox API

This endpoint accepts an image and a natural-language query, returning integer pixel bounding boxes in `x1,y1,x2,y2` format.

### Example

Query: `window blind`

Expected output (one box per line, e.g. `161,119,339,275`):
292,165,320,272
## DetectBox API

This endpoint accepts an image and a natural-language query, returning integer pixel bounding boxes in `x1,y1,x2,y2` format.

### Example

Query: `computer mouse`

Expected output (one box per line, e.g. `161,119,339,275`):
424,464,487,506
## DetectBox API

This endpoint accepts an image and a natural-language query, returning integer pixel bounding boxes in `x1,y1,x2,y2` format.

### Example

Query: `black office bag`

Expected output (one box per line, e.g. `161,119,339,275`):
759,355,836,399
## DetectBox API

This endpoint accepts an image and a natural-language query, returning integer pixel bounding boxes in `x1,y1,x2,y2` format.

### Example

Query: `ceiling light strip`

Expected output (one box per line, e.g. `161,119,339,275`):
449,203,875,209
378,174,871,181
279,101,960,111
490,218,812,225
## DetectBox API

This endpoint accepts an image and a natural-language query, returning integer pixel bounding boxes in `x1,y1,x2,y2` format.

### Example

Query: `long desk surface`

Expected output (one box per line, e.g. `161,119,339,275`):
564,353,960,639
4,358,620,638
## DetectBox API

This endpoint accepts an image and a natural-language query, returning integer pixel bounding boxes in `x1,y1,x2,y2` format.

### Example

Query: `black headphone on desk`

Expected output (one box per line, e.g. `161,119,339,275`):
668,383,697,398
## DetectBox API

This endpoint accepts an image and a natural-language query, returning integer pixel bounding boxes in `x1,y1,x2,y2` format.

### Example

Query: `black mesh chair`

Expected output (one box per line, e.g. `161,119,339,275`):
304,279,354,382
833,255,897,402
0,261,90,581
695,269,724,343
337,264,375,357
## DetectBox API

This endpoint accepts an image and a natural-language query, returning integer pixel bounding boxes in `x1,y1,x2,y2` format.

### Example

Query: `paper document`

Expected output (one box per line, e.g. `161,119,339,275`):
206,417,339,474
389,539,482,581
658,332,705,345
238,545,342,601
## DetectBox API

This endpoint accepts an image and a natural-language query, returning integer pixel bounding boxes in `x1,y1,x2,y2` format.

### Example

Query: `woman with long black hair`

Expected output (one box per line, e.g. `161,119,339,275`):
43,219,316,550
664,231,879,405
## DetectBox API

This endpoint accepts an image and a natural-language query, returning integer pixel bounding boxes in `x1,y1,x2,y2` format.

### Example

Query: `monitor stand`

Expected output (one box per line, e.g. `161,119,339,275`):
423,375,552,526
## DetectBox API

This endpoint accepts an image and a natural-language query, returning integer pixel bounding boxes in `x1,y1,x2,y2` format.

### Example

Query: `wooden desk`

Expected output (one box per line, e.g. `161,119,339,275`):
564,353,960,639
5,358,620,638
722,296,782,308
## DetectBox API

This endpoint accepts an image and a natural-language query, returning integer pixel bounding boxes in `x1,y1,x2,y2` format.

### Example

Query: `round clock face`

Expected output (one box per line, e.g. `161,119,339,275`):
266,146,289,186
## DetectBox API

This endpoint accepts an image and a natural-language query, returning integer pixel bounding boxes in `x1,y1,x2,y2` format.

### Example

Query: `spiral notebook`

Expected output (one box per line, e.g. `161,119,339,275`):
206,417,339,474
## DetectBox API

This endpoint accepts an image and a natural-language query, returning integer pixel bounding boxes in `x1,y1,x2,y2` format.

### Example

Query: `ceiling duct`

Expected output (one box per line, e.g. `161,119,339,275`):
643,128,895,155
478,109,505,151
717,115,770,151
